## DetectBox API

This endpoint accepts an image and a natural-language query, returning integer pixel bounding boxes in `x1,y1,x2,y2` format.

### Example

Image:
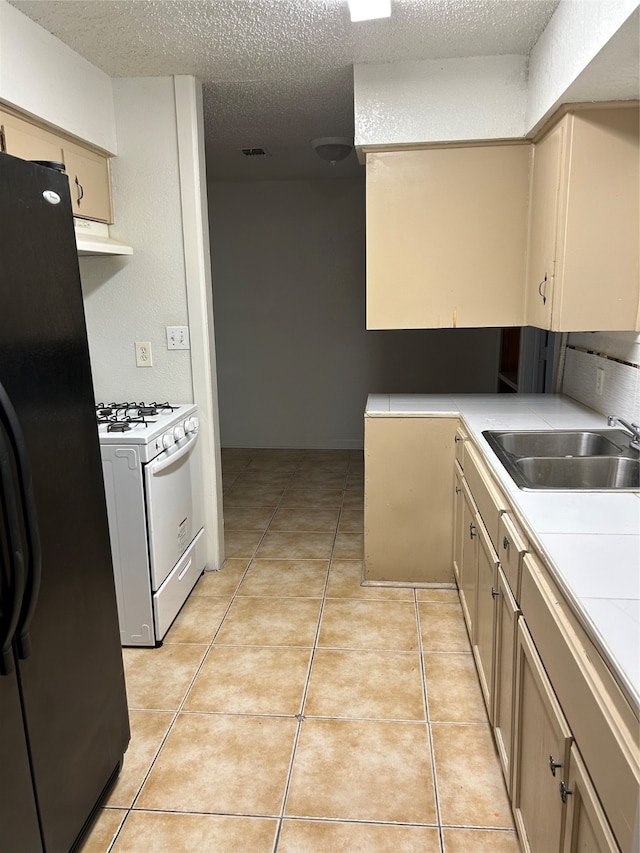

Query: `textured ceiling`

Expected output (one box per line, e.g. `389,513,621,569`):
10,0,561,180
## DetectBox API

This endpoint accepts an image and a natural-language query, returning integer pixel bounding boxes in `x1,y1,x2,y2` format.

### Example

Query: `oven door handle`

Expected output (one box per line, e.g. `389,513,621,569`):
150,432,198,475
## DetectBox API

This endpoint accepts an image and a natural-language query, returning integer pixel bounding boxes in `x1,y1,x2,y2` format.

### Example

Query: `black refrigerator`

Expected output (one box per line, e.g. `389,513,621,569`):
0,154,130,852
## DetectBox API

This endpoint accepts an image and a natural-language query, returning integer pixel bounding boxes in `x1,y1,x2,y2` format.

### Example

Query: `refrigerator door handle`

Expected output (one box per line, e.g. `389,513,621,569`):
0,423,26,675
0,382,42,661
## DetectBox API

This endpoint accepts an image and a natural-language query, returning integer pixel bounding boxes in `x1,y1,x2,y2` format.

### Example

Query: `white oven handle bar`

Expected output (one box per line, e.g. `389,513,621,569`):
150,431,198,475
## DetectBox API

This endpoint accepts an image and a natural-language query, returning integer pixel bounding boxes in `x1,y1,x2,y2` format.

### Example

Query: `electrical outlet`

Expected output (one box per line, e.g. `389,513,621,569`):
595,366,605,395
135,341,153,367
166,325,190,350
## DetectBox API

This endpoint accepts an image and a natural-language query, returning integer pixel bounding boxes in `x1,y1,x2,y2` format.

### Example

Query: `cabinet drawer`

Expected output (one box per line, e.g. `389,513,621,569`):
464,443,507,550
497,513,527,602
153,529,205,640
520,554,639,852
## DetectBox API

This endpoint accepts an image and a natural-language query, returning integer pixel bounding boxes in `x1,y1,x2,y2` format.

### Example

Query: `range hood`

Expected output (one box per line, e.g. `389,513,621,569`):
74,219,133,256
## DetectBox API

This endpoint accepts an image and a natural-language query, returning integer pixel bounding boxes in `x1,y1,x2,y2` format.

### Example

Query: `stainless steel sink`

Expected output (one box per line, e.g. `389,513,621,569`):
482,428,640,491
515,456,640,490
487,430,623,458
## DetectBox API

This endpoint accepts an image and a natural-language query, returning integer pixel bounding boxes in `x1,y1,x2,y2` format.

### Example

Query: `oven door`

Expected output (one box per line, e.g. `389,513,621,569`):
144,430,204,591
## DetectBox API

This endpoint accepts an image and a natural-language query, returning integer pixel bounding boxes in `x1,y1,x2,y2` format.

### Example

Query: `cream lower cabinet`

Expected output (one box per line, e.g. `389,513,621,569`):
365,144,530,329
472,515,499,716
452,462,464,584
364,415,458,584
457,478,478,637
492,566,520,795
512,619,573,853
451,433,636,852
562,746,619,853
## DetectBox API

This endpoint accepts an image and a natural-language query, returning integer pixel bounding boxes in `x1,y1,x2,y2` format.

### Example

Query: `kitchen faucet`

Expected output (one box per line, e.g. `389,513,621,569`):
607,415,640,451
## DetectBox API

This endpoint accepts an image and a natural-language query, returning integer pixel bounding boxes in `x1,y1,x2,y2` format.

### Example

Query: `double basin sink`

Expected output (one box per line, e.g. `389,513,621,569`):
482,429,640,491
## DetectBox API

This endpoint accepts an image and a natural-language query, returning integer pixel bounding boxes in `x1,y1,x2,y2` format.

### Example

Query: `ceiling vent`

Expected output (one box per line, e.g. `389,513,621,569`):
241,147,269,157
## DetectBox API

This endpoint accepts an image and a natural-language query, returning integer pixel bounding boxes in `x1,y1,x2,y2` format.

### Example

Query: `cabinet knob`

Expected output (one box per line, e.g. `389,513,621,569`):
469,523,477,539
455,486,461,495
559,781,573,803
454,435,461,443
503,536,510,550
549,755,562,777
491,587,500,599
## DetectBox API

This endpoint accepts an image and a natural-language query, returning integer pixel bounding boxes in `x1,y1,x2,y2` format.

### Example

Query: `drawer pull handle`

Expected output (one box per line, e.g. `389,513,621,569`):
491,587,499,599
538,274,548,305
559,781,573,803
503,536,510,550
75,175,84,206
549,755,562,777
178,558,192,581
469,523,477,539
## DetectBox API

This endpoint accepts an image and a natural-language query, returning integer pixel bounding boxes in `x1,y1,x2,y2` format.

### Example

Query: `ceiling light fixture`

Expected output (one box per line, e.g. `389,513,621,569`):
310,137,353,166
348,0,391,22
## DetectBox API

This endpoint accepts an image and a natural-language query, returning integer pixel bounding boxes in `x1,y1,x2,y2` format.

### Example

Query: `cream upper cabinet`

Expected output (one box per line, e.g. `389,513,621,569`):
526,121,562,330
365,144,530,329
364,415,458,584
526,106,640,332
62,141,113,223
0,108,113,224
0,109,64,163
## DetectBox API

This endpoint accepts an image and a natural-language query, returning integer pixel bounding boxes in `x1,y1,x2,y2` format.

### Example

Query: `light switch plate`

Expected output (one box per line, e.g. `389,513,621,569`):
166,325,190,350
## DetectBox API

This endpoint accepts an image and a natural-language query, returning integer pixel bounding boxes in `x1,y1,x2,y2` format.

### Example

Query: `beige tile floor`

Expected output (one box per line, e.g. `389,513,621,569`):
82,448,520,853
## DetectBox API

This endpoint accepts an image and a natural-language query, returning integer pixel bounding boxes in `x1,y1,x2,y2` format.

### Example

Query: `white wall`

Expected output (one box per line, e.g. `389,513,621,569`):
209,178,500,449
80,77,193,404
354,0,639,147
0,0,117,152
526,0,639,131
561,332,640,424
354,55,528,147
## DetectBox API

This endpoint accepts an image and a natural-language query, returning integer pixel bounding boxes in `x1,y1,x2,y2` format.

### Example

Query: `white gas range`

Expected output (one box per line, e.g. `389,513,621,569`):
97,402,205,646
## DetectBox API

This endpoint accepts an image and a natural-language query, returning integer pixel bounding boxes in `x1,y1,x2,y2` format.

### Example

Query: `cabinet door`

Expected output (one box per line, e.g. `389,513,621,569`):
556,107,640,332
473,516,499,718
458,480,478,641
492,567,520,795
62,143,112,223
561,745,618,853
364,416,458,584
452,464,464,583
526,120,564,330
0,110,63,163
512,619,572,853
366,145,530,329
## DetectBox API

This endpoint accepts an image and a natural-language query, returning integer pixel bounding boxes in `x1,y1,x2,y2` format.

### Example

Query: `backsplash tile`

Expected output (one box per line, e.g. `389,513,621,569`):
562,346,639,424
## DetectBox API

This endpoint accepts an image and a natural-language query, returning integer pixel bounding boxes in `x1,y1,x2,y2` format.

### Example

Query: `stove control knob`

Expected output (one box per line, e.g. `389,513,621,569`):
185,417,199,434
173,425,186,442
162,433,175,450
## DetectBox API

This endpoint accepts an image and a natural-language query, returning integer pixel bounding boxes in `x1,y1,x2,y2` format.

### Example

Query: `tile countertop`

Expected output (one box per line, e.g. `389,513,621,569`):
365,394,640,713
